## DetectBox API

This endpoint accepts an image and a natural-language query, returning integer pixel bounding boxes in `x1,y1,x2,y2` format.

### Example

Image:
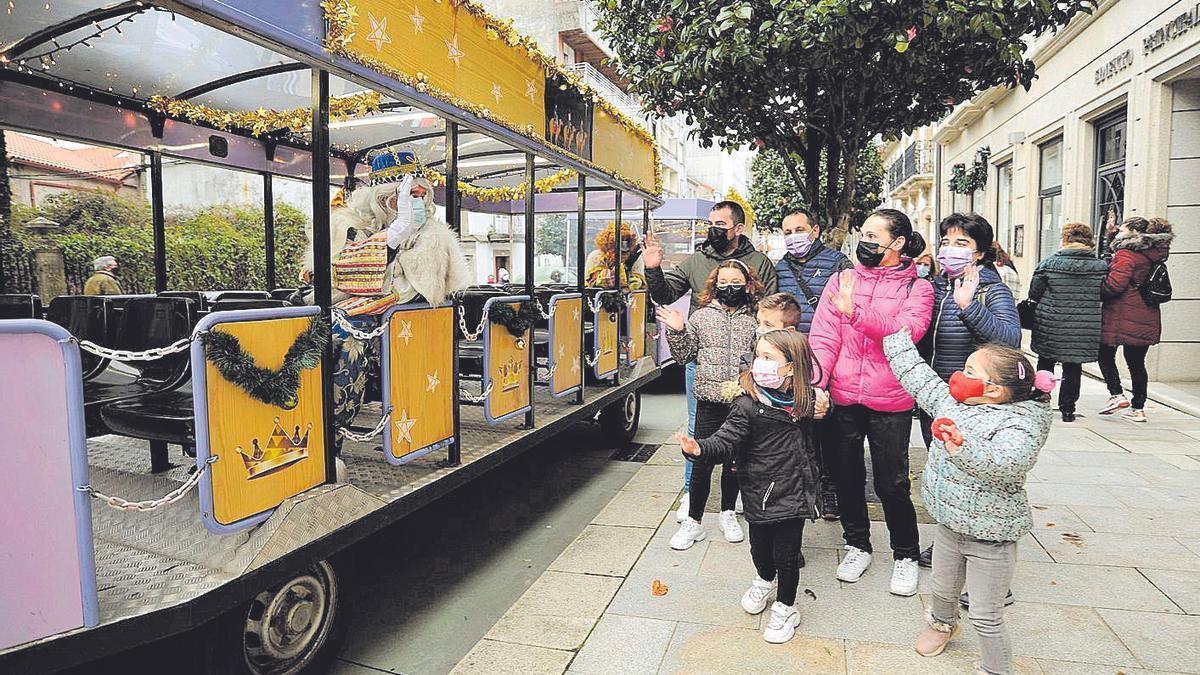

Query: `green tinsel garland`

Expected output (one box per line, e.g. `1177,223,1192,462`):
202,316,330,410
595,292,626,314
489,300,540,337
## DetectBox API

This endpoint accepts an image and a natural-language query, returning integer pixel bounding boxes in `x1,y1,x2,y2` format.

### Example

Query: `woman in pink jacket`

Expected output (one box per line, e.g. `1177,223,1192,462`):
808,209,934,597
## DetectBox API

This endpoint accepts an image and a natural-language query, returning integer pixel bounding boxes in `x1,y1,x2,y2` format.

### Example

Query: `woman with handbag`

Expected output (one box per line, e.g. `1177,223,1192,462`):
1027,222,1109,423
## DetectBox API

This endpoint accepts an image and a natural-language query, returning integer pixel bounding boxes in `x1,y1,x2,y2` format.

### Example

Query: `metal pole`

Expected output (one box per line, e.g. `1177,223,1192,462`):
642,199,650,366
575,174,586,405
523,153,536,429
150,150,167,293
446,121,462,466
612,190,622,386
263,172,276,290
311,69,337,485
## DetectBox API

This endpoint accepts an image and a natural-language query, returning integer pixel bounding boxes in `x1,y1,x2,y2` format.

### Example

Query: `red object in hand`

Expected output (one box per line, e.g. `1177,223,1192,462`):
931,417,963,446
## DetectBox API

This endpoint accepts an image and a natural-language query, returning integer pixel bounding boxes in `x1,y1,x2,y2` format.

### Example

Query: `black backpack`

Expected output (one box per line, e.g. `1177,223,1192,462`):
1138,261,1172,306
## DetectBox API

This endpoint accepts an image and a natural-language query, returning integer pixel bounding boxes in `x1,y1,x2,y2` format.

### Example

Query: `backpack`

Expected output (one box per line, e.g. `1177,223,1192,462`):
1138,261,1172,306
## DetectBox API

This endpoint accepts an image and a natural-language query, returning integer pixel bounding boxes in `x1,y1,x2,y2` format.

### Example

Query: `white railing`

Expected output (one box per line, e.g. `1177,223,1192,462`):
566,62,644,123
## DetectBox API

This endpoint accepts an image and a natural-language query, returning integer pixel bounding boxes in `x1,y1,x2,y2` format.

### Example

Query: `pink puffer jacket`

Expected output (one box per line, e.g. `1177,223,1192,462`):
808,261,934,412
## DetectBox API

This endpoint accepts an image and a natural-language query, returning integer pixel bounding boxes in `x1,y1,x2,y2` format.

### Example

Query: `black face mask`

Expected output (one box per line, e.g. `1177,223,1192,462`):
714,284,748,307
856,240,891,268
706,226,732,251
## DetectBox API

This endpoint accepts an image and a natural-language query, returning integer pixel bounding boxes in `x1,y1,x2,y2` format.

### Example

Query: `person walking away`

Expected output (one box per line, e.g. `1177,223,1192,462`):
84,256,123,295
1098,217,1174,422
676,329,825,644
643,201,778,519
883,328,1053,675
657,260,764,549
992,241,1021,296
773,206,852,520
1029,222,1109,423
808,208,933,596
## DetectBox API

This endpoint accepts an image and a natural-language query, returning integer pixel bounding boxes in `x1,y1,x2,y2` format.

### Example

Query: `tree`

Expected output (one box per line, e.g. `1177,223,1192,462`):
534,213,569,259
0,130,12,292
750,143,884,234
595,0,1094,241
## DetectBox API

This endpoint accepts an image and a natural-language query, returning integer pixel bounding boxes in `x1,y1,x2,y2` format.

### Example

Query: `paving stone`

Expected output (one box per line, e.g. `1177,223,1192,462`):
1025,482,1125,507
567,614,675,674
485,571,622,650
606,570,761,629
1010,561,1179,613
1155,454,1200,471
635,527,709,576
1032,530,1200,571
1045,427,1128,453
1097,609,1200,673
695,538,843,592
1017,532,1056,563
793,587,926,646
1118,440,1200,455
1036,658,1188,674
1027,504,1091,532
658,622,846,674
1099,427,1197,443
624,465,688,493
646,444,685,467
844,639,1043,674
1033,450,1074,466
1109,486,1200,511
1026,464,1151,487
1052,450,1179,470
592,490,676,529
1071,506,1197,539
1138,568,1200,615
449,639,572,675
549,525,654,577
1181,540,1200,558
1131,467,1200,487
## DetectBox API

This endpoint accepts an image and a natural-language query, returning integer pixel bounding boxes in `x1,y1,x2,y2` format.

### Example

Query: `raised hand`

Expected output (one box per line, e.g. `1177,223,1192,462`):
675,431,701,457
814,388,830,419
832,269,856,319
953,264,980,310
643,230,664,269
655,305,685,332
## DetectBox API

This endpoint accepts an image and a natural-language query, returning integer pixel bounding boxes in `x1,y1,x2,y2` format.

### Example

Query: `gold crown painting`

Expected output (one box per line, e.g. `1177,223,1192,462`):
498,355,524,392
237,417,312,479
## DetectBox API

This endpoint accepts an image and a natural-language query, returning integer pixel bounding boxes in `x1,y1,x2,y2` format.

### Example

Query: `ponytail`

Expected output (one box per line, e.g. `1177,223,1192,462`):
871,208,924,258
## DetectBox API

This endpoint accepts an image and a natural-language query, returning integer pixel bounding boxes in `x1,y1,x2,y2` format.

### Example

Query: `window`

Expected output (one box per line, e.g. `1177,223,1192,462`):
1038,138,1064,260
997,162,1013,255
1093,110,1127,258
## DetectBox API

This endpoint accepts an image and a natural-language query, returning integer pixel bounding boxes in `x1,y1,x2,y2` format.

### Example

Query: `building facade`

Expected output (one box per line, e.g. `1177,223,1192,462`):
934,0,1200,382
881,126,938,247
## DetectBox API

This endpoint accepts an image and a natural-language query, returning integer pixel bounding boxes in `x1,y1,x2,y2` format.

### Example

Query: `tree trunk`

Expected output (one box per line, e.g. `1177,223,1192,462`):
823,139,842,246
0,129,12,293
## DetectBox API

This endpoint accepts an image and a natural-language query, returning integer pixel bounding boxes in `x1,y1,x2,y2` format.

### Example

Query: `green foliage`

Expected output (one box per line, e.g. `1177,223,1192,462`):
534,213,569,258
948,146,992,194
750,143,884,234
595,0,1093,235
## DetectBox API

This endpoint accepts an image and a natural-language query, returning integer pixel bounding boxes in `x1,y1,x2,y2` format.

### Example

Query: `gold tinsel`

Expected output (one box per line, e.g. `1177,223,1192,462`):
425,167,576,203
148,91,382,138
320,0,662,196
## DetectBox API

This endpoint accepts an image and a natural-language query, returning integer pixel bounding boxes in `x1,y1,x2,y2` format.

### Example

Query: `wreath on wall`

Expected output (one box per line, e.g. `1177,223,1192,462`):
202,317,330,410
949,146,991,194
489,300,540,337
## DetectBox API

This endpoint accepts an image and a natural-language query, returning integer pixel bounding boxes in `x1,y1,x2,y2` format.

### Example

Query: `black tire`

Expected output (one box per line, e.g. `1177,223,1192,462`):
203,559,346,675
599,391,641,443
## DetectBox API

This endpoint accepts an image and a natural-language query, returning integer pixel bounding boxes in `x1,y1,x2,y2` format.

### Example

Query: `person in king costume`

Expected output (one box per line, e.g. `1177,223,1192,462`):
585,221,646,291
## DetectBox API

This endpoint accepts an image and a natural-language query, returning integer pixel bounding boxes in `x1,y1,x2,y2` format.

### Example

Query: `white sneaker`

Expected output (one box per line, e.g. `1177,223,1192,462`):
676,493,690,523
836,546,872,582
719,510,744,543
735,492,744,514
762,601,800,643
890,558,920,596
741,576,775,614
669,519,706,550
1122,408,1148,423
1099,394,1130,415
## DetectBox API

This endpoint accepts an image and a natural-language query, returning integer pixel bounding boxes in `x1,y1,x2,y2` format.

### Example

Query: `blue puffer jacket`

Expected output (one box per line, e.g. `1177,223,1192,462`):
775,243,852,334
928,265,1021,380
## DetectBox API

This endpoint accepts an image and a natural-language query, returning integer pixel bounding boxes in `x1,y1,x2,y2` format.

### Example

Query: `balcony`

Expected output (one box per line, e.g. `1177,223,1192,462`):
887,141,935,197
565,62,644,124
560,1,623,83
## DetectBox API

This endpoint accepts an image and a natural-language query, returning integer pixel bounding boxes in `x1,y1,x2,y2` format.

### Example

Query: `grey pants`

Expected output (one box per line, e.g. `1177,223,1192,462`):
930,524,1018,675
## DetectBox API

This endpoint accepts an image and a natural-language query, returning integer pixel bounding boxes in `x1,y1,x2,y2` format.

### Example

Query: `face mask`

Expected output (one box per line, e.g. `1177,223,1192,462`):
856,240,890,268
755,325,779,337
714,284,747,307
936,246,975,277
948,371,988,403
751,358,788,389
785,232,818,258
706,226,731,250
410,197,428,226
916,263,930,278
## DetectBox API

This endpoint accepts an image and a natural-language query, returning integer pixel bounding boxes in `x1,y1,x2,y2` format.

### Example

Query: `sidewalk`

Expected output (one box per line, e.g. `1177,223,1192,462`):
451,376,1200,675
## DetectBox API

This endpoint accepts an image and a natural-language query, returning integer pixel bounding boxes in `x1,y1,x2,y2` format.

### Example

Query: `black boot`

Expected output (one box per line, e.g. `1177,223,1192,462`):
918,543,934,569
820,482,840,521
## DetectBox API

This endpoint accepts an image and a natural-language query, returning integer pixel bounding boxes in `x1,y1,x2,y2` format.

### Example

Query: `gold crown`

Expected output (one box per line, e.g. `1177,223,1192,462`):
498,355,524,392
237,417,311,479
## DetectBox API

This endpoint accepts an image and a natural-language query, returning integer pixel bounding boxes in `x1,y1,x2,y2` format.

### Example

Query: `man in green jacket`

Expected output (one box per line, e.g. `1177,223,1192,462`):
643,200,778,312
83,255,123,296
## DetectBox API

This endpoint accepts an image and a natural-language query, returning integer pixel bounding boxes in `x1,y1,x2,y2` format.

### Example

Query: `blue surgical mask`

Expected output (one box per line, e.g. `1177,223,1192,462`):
916,263,930,278
411,197,427,226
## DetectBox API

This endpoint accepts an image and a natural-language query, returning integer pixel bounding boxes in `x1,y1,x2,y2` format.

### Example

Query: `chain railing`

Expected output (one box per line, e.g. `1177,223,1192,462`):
458,306,489,342
338,408,392,442
460,382,494,403
332,310,389,340
79,456,216,512
68,333,202,362
533,297,554,320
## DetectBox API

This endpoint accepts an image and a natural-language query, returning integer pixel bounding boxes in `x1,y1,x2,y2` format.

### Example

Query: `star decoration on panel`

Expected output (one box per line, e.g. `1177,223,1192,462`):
445,34,465,68
426,370,440,393
409,5,425,33
394,409,416,445
366,12,392,52
572,306,580,321
491,83,503,105
397,319,413,345
525,79,537,103
571,355,581,375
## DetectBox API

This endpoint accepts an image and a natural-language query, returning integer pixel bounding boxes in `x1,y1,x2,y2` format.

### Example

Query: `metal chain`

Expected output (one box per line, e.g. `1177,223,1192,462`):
79,456,216,512
534,297,554,319
458,306,489,342
71,332,201,362
332,310,388,340
460,382,494,403
338,408,392,442
586,352,602,367
538,364,557,382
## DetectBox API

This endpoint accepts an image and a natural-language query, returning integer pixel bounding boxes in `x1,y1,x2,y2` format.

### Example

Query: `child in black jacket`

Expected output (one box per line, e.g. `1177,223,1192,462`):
677,329,824,644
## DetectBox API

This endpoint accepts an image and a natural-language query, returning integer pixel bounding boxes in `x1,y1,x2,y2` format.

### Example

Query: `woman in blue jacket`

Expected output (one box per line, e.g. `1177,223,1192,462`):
918,213,1021,572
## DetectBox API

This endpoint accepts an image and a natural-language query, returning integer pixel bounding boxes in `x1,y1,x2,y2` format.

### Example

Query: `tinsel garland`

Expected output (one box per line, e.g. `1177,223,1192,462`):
202,317,331,410
425,167,577,203
488,300,541,337
148,91,382,138
595,292,627,314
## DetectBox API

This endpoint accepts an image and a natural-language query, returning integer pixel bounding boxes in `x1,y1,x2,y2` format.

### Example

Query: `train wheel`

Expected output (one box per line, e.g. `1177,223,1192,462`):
599,391,641,443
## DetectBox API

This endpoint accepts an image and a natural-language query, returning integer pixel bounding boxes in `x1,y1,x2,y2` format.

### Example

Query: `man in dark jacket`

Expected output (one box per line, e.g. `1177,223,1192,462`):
1029,222,1109,422
774,207,852,334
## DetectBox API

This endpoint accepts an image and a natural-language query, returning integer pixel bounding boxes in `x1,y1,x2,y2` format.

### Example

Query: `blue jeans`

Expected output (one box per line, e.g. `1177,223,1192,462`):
683,361,697,491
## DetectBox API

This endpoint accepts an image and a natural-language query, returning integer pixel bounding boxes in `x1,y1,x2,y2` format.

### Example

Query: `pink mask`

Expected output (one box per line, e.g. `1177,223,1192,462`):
936,246,976,277
751,358,788,389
